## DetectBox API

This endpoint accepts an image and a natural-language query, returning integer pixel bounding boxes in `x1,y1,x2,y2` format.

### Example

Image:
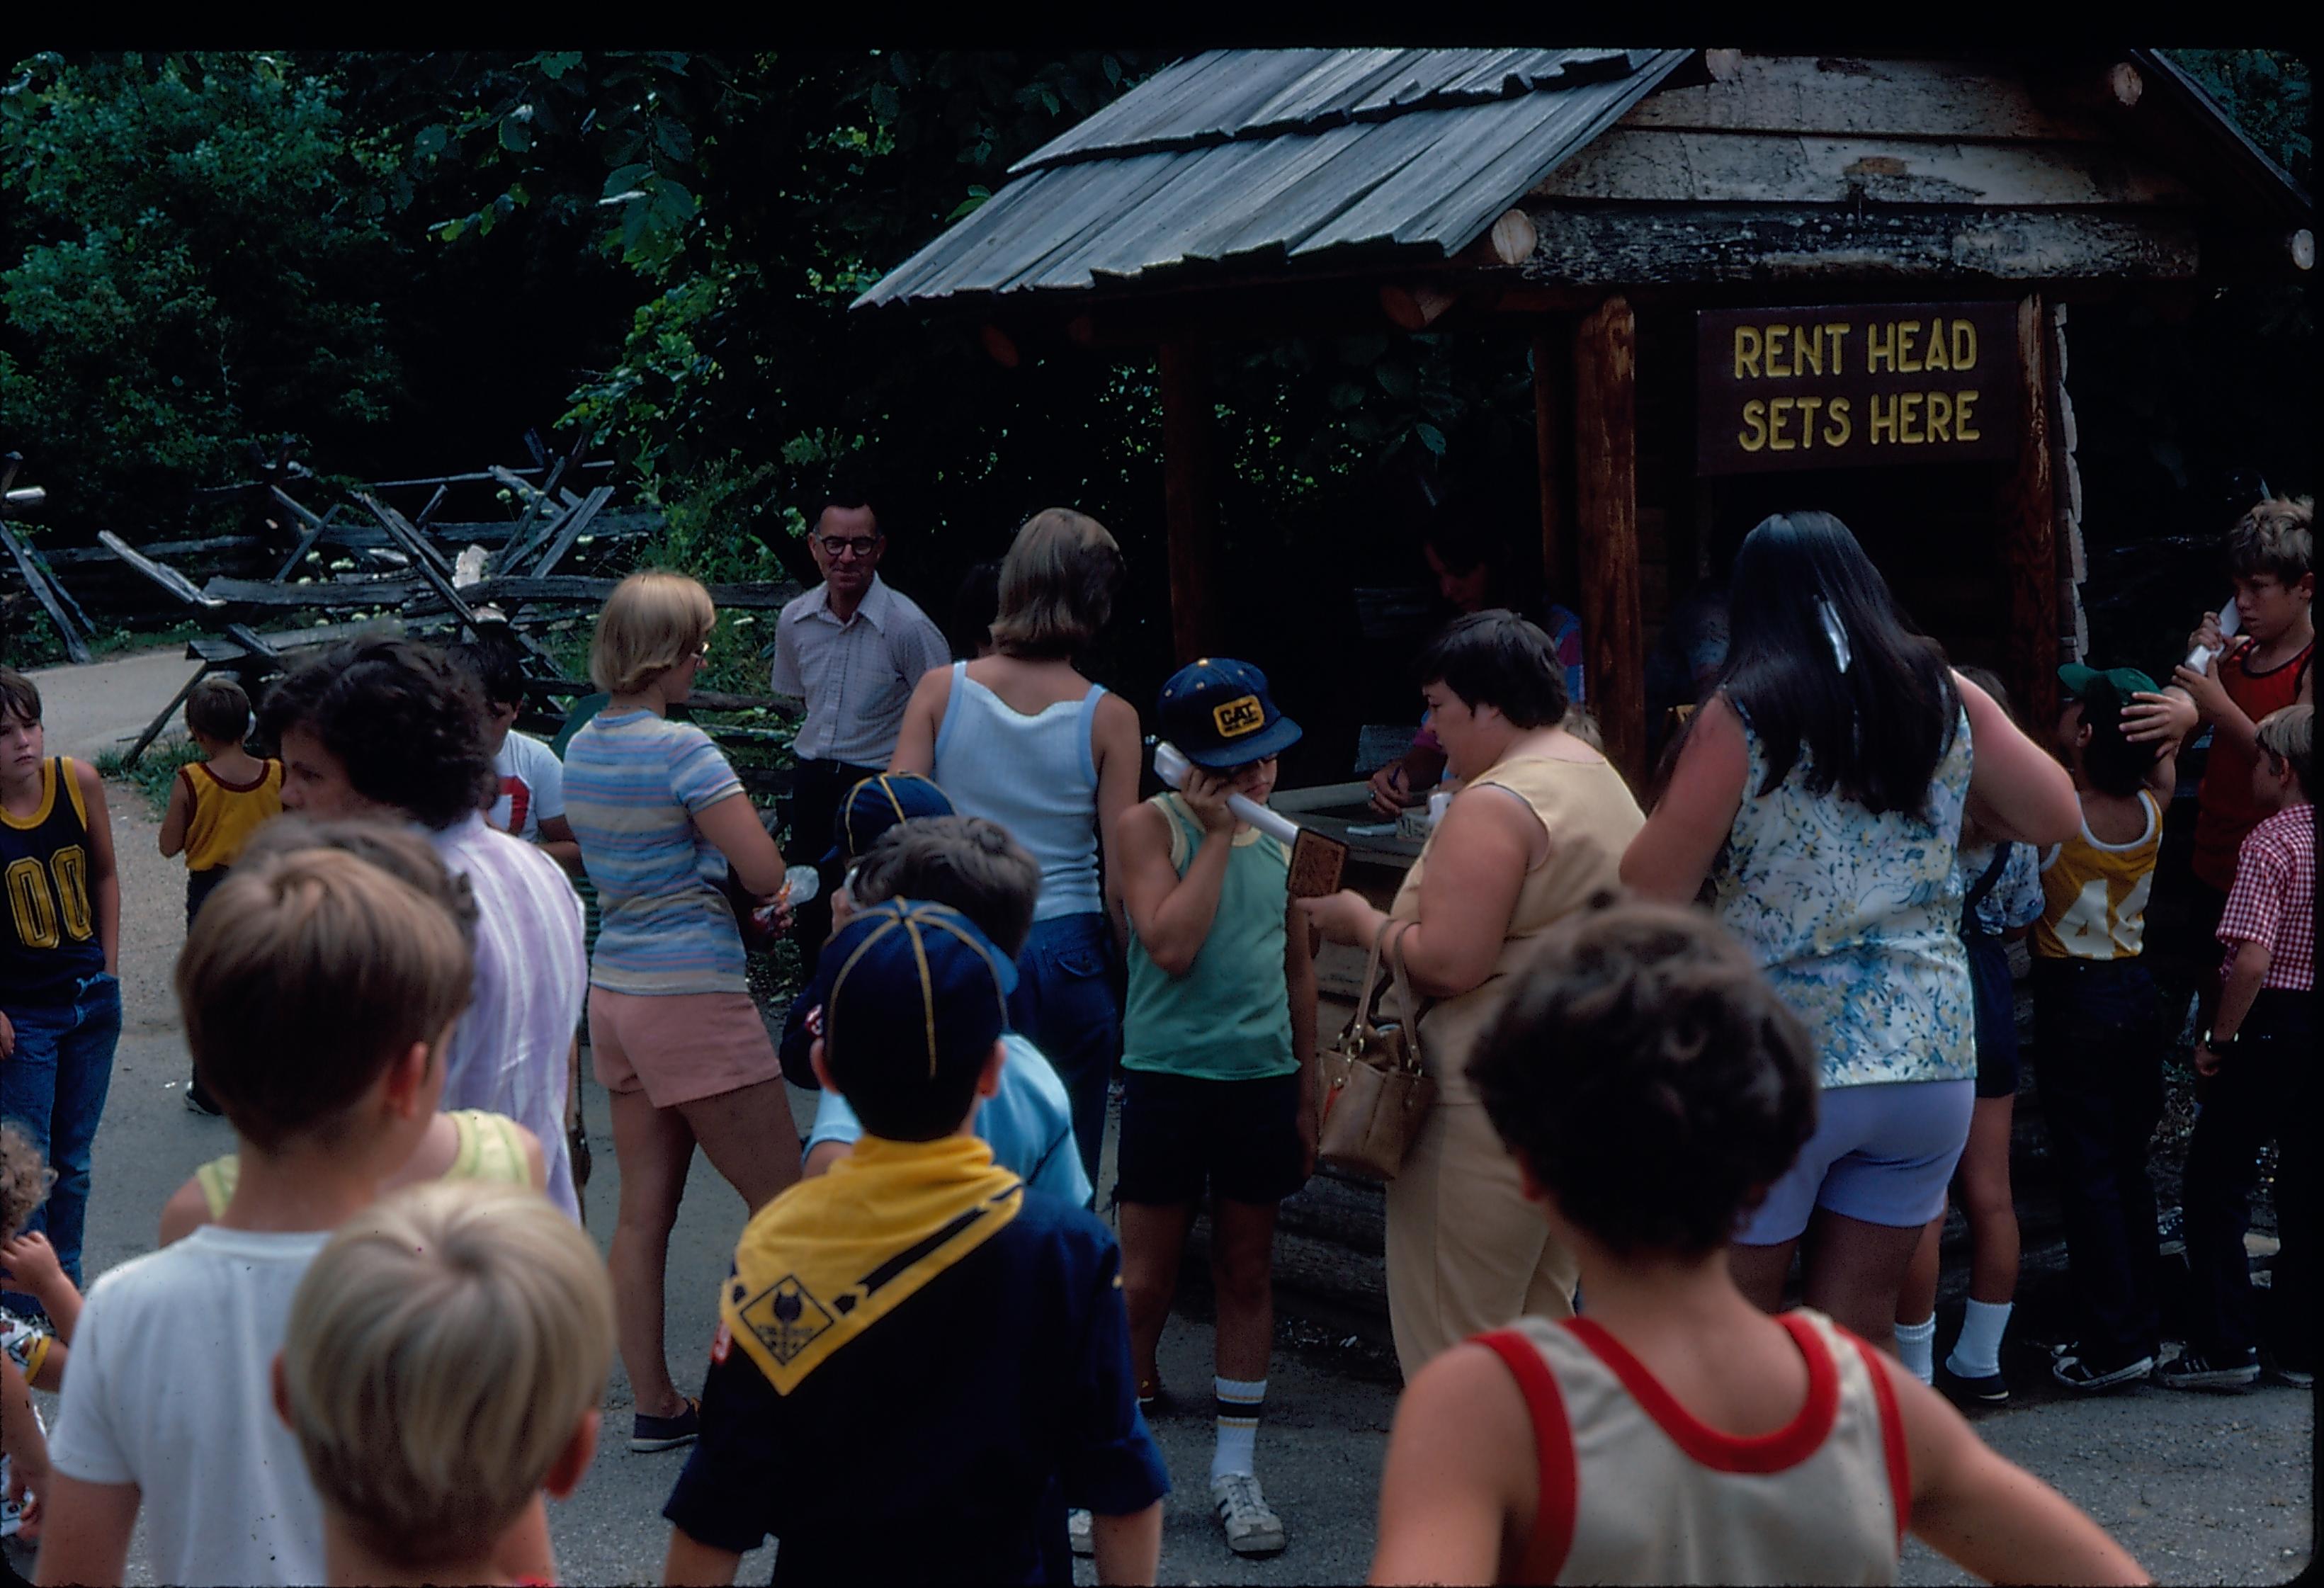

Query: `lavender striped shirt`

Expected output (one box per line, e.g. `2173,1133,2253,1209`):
427,813,587,1220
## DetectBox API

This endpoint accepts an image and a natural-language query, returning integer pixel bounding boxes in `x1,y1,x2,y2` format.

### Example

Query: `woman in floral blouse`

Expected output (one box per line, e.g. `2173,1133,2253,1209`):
1623,512,2079,1352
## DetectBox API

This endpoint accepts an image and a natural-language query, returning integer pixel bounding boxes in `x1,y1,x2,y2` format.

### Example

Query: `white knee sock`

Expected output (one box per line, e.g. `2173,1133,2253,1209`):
1895,1315,1937,1384
1946,1299,2013,1379
1211,1376,1265,1481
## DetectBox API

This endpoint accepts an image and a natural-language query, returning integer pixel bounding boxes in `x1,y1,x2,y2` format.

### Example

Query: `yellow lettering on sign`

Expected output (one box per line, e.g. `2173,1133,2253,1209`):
1954,389,1980,441
1825,397,1853,447
1765,324,1790,378
1796,395,1825,448
1794,324,1823,376
1900,392,1925,444
1733,326,1762,379
1827,324,1851,375
1768,397,1797,450
1951,320,1977,370
1924,329,1951,373
1869,392,1898,443
1866,322,1898,374
1927,390,1954,441
1738,399,1769,451
1897,319,1924,374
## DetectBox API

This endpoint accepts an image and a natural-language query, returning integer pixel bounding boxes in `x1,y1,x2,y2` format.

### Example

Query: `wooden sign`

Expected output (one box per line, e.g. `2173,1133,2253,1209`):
1696,302,2020,474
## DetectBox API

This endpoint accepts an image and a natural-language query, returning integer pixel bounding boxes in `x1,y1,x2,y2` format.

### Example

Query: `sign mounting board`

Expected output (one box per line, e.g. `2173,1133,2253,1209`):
1696,302,2020,474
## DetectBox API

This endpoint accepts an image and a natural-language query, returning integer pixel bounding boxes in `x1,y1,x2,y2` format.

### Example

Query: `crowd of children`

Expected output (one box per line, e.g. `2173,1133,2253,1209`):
0,493,2309,1587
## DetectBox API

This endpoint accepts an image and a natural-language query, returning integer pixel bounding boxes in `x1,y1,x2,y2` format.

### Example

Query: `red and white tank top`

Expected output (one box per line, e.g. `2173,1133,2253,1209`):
1475,1308,1908,1586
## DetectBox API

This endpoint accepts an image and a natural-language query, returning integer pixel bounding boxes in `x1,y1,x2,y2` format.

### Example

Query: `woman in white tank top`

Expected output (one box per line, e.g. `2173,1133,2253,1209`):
891,509,1142,1193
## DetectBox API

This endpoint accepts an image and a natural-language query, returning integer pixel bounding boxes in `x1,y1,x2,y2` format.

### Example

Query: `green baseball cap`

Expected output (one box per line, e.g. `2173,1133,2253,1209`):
2058,663,2160,702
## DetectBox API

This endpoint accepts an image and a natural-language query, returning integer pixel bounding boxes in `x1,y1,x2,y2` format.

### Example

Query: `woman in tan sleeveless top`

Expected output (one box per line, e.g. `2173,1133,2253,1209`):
1303,612,1644,1377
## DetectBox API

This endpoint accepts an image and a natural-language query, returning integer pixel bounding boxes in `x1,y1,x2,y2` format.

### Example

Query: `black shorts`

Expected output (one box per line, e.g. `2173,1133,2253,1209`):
1965,934,2021,1101
1114,1069,1306,1208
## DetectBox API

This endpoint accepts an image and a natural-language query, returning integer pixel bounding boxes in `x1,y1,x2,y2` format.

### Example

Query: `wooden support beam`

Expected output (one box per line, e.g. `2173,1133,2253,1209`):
1159,339,1225,665
1572,297,1645,786
1,518,92,664
1531,324,1565,618
97,531,226,611
1379,283,1458,331
2002,294,2059,734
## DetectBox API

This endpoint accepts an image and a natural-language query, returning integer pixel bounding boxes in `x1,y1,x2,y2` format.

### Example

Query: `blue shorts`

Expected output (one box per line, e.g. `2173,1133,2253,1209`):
1738,1077,1976,1244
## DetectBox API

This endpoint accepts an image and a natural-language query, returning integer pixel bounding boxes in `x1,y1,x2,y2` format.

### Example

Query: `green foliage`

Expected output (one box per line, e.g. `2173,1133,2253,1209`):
2170,50,2311,188
1,52,403,529
94,734,203,817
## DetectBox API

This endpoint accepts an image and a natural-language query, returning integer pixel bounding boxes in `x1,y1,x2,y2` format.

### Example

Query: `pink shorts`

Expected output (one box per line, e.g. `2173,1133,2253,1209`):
588,987,782,1109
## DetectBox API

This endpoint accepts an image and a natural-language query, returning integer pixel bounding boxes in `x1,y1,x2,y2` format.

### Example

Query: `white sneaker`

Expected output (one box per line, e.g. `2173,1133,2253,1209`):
1211,1473,1286,1555
1067,1507,1093,1557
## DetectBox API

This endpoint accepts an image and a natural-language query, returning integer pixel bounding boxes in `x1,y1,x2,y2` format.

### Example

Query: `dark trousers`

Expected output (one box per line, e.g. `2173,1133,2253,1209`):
783,757,883,976
186,863,229,929
2182,989,2315,1365
2032,956,2167,1364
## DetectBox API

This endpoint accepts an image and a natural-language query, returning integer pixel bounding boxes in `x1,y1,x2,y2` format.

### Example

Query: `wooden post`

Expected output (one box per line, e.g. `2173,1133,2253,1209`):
1531,326,1564,610
2002,294,2059,731
1159,339,1224,664
1572,297,1645,786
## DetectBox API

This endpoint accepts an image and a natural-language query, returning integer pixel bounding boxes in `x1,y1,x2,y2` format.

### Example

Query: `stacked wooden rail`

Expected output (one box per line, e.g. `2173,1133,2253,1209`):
2,443,803,771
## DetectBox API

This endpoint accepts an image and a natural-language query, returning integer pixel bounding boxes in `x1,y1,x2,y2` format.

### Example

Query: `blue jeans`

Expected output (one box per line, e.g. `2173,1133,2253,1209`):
1007,912,1121,1199
1,972,123,1299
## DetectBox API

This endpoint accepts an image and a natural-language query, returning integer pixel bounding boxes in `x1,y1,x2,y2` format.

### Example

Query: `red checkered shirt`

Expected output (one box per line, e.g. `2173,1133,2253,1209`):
2217,804,2316,992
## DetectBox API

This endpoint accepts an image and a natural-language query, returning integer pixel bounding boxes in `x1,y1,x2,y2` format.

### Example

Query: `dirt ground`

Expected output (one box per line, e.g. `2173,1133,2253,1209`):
8,647,2313,1587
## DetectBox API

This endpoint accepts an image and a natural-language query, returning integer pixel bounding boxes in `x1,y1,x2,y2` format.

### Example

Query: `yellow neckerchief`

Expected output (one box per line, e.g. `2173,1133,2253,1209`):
718,1133,1022,1395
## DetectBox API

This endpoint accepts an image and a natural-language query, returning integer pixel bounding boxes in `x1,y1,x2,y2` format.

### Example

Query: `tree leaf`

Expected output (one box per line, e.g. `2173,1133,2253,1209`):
1415,422,1447,455
414,123,448,157
498,113,531,154
603,162,653,200
537,51,582,81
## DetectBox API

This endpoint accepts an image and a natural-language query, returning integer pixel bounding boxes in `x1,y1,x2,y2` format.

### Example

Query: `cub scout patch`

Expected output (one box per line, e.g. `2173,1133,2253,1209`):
737,1274,837,1366
1212,694,1266,738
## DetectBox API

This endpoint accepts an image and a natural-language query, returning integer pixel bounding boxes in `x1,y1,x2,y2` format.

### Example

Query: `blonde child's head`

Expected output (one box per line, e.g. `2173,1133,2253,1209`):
990,508,1123,659
176,846,472,1152
2255,703,2313,804
589,570,716,695
2226,497,2315,588
0,1123,51,1242
278,1181,613,1573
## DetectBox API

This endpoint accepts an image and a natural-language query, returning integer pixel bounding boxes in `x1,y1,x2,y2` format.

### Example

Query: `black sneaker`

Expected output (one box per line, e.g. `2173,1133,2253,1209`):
630,1395,701,1452
1939,1361,2010,1406
2052,1349,2154,1392
185,1074,224,1116
2155,1348,2260,1392
2267,1359,2315,1390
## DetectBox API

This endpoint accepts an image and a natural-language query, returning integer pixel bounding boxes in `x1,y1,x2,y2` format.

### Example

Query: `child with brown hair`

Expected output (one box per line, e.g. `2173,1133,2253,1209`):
275,1181,613,1587
1370,897,2145,1586
159,674,283,1113
154,817,547,1247
30,845,534,1588
0,665,121,1322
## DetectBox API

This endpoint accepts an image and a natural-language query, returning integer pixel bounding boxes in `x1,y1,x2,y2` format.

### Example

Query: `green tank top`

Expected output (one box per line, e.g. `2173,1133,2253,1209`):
195,1109,532,1218
1121,793,1298,1082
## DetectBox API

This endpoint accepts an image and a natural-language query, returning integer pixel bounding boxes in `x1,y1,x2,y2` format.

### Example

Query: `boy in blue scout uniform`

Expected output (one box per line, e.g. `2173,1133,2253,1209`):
662,899,1168,1587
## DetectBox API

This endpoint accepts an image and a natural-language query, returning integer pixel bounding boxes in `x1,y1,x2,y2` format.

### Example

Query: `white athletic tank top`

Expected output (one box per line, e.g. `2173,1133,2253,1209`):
931,662,1107,920
1475,1308,1907,1585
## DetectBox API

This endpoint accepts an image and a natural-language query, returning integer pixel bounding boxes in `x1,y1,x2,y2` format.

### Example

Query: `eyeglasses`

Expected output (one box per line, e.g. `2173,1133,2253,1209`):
818,535,880,560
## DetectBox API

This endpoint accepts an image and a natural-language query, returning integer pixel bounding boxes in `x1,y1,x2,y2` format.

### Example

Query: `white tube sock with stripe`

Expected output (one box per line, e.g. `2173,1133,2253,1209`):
1211,1376,1266,1481
1895,1315,1936,1385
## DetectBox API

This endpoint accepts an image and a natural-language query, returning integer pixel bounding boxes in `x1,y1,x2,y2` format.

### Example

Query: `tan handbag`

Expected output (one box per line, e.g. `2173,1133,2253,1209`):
1314,918,1436,1181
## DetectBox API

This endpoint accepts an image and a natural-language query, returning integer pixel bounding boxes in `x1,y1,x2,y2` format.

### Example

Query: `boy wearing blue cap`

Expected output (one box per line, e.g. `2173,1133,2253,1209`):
800,815,1092,1209
662,899,1167,1587
1113,657,1317,1558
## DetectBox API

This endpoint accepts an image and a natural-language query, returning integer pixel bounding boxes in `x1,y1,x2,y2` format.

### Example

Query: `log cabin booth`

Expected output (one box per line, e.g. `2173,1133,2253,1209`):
854,47,2313,1315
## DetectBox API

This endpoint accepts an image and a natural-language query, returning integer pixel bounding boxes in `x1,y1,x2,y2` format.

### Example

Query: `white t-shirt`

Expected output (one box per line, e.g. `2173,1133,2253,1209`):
491,729,566,842
49,1226,332,1587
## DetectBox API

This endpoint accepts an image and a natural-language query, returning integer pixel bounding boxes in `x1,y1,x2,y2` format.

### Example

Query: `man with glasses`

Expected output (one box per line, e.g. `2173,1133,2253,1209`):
771,487,950,970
